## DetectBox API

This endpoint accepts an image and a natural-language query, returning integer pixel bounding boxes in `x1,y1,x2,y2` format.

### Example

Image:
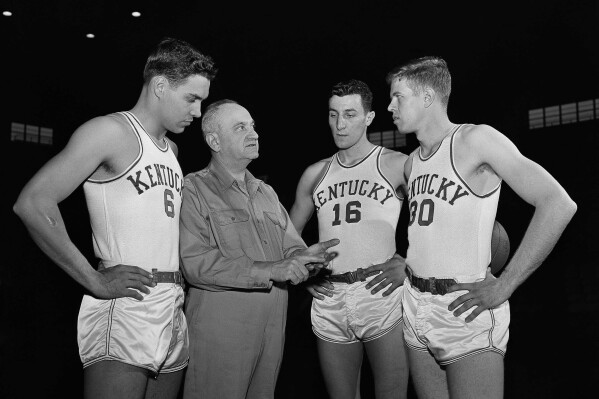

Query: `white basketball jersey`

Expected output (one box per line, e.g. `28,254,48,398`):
313,146,403,274
406,125,501,277
83,111,183,272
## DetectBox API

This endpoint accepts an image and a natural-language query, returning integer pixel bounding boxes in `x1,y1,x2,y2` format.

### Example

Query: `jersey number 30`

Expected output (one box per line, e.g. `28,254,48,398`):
408,198,434,226
332,201,362,225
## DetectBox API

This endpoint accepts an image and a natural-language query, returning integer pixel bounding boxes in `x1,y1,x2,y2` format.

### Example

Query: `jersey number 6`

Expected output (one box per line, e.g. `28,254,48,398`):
164,189,175,218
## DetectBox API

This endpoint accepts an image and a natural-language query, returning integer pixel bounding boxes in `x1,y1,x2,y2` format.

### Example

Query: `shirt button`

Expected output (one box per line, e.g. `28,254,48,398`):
263,240,268,244
231,217,235,221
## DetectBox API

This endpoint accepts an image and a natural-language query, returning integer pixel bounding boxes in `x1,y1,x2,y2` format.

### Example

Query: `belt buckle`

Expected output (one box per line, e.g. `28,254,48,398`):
429,277,438,295
174,272,182,285
346,271,356,284
151,268,158,285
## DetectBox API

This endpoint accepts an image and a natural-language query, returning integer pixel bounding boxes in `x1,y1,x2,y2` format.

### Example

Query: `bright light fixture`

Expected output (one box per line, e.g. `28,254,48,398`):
3,10,12,16
132,11,141,17
86,33,95,39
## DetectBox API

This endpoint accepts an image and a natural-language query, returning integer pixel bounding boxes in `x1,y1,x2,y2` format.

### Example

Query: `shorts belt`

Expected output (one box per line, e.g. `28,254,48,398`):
326,268,379,284
151,269,184,286
406,267,456,295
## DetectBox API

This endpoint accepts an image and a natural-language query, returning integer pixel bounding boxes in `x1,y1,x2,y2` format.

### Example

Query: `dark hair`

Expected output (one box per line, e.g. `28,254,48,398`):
143,37,218,87
201,99,239,138
386,56,451,108
330,79,373,112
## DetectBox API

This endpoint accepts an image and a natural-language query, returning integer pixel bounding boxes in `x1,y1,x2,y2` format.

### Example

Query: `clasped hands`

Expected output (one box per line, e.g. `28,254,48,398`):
270,239,340,285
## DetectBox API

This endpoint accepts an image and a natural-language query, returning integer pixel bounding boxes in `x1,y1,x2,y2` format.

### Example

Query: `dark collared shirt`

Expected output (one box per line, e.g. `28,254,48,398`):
179,157,306,291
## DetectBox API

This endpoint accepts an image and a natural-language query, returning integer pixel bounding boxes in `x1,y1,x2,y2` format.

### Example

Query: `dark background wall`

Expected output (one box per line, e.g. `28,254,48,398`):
2,0,598,397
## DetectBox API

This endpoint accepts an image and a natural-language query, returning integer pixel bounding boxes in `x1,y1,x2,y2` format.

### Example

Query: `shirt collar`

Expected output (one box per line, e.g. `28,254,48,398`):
208,157,262,196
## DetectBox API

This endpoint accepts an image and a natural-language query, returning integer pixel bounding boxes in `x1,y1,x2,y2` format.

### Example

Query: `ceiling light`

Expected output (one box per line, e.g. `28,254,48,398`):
132,11,141,17
86,33,95,39
3,11,12,16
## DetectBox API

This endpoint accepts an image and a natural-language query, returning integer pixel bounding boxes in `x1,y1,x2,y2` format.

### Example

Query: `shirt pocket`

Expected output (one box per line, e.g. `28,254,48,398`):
210,209,252,257
263,211,286,246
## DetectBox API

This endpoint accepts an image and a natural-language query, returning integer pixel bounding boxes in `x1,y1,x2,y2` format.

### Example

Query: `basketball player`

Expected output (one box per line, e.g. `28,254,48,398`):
13,38,217,399
290,79,409,399
386,56,577,398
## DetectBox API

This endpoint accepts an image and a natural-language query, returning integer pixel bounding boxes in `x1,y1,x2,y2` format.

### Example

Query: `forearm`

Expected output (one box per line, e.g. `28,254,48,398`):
180,227,274,291
499,193,576,294
14,200,99,290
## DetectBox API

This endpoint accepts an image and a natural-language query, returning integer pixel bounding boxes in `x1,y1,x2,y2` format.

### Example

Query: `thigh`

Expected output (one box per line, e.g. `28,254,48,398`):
406,347,448,399
317,338,363,399
446,352,504,399
84,360,149,399
145,369,184,399
363,322,409,399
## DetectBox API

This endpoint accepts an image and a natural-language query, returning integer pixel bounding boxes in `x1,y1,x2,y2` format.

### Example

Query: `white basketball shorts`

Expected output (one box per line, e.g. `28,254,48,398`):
77,283,188,375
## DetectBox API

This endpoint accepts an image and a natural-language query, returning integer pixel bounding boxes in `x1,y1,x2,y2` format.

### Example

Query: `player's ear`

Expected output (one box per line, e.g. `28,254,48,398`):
205,132,220,152
423,87,435,108
151,76,168,99
365,110,375,126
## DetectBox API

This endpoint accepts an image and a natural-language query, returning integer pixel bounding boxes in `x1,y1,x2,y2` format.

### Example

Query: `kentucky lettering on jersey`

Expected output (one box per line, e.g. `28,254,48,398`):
313,146,402,274
407,173,470,205
314,179,395,211
405,125,501,277
127,163,183,196
83,111,183,273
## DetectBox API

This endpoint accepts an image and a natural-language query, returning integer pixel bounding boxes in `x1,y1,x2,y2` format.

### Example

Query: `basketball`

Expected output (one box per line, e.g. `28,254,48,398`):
490,221,510,275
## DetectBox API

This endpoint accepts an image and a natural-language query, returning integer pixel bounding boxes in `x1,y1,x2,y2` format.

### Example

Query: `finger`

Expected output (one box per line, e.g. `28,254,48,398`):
371,280,392,295
362,265,381,276
453,299,478,317
365,274,385,289
125,288,144,301
312,284,333,296
307,287,325,300
465,306,486,323
299,254,328,264
381,282,400,297
325,252,338,262
315,279,334,291
117,265,153,278
446,282,472,294
319,239,340,250
448,293,474,311
130,274,156,287
129,280,151,295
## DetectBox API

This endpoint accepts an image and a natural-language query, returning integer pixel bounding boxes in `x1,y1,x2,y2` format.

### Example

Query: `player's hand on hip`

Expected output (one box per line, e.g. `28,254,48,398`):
364,253,407,296
446,267,510,322
304,277,334,300
94,264,156,301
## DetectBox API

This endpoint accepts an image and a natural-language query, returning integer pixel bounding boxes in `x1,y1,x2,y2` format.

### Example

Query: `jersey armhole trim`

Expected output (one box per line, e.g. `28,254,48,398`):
311,158,335,197
450,126,502,198
86,112,144,184
376,146,404,201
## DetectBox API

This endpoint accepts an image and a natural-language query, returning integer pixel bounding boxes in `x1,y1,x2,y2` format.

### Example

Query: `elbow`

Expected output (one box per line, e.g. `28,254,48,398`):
566,197,577,220
555,192,577,223
13,196,29,221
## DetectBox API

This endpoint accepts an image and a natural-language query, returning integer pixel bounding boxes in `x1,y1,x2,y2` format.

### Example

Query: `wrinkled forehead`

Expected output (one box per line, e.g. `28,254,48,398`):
329,94,365,113
217,103,253,128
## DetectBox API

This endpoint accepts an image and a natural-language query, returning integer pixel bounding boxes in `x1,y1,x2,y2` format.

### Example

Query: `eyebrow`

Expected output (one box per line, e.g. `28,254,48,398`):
233,121,254,128
329,108,358,113
186,94,205,101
